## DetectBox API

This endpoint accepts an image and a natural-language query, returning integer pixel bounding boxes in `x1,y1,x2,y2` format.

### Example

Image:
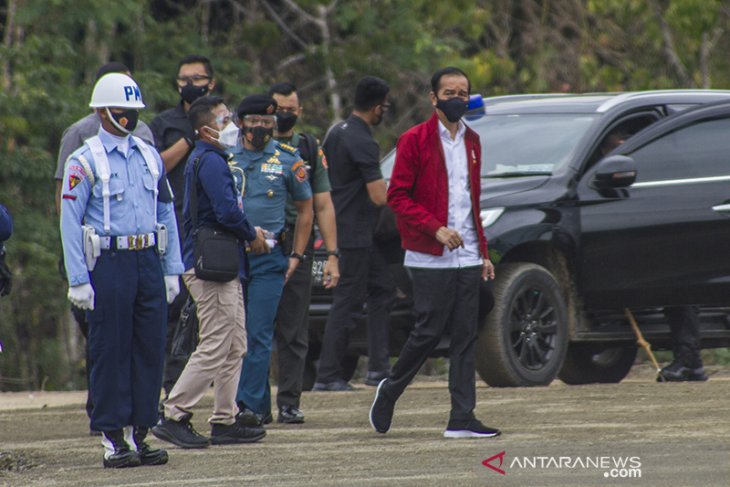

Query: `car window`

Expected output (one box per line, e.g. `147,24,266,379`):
480,114,597,176
380,113,598,179
630,117,730,182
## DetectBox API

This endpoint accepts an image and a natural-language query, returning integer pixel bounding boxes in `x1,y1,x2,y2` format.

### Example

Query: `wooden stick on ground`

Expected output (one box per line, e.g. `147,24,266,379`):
624,308,663,379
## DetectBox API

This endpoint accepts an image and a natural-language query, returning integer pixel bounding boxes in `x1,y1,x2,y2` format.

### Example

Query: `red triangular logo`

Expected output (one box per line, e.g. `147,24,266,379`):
482,451,506,475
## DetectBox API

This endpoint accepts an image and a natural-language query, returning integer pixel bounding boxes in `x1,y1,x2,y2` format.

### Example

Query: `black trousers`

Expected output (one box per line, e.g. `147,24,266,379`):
664,306,702,367
383,266,482,421
274,244,314,409
316,246,394,384
162,278,190,395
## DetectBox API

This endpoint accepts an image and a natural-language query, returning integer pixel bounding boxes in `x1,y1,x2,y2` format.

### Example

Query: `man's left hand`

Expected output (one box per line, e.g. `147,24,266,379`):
285,257,299,284
482,259,495,281
323,255,340,289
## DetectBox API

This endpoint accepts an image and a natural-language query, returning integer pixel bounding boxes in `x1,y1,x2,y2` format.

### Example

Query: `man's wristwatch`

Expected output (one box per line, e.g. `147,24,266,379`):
290,252,306,262
183,136,194,149
326,249,340,258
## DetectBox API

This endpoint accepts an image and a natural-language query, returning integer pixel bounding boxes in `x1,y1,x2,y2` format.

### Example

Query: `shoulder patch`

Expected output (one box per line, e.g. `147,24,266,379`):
291,160,308,183
277,142,298,155
319,149,328,170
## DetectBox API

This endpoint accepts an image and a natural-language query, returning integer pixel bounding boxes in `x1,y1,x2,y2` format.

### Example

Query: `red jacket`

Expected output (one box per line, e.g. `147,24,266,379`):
387,112,488,258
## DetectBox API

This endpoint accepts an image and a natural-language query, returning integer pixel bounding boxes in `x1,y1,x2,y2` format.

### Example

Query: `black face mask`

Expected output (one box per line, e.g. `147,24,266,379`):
244,126,273,150
180,83,209,104
436,97,468,123
107,108,139,134
276,112,298,133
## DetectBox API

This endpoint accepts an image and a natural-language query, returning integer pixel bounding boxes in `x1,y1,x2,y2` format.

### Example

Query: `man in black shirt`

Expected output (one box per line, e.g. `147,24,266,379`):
313,76,394,391
150,54,216,398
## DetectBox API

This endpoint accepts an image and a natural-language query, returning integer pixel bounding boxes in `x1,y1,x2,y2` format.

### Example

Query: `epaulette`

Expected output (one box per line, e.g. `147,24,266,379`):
277,142,298,155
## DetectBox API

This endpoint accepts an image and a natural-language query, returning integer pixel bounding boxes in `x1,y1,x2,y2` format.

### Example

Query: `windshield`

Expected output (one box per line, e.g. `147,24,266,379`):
381,113,597,178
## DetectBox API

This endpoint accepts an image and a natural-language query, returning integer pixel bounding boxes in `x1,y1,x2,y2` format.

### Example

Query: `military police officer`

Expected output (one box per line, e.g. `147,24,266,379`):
230,94,313,425
60,73,184,468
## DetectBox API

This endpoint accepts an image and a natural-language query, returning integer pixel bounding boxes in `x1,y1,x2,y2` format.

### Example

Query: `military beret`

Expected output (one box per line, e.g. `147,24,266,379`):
237,94,277,118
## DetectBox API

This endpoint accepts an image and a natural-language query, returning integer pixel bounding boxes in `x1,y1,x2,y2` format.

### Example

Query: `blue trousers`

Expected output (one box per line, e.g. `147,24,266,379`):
87,248,167,432
236,248,288,415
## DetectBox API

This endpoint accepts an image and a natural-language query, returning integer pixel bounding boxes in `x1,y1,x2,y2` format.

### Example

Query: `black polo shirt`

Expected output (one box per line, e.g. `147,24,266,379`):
323,114,383,248
149,102,196,233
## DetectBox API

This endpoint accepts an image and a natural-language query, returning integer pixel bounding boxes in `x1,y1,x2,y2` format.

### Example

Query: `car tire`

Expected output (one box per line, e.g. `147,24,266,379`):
476,262,569,387
558,343,637,385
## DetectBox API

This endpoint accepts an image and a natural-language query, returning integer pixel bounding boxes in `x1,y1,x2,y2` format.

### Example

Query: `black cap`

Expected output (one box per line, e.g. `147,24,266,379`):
237,94,277,118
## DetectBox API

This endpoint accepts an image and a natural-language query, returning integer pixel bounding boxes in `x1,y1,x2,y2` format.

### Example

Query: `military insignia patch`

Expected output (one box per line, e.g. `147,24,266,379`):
62,194,77,200
292,160,308,183
320,149,328,170
278,143,297,155
68,174,82,191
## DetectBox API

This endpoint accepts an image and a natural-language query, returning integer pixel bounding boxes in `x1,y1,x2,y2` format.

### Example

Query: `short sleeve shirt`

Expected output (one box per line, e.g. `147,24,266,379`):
277,132,331,225
55,113,154,180
323,114,383,248
149,103,196,229
230,139,312,235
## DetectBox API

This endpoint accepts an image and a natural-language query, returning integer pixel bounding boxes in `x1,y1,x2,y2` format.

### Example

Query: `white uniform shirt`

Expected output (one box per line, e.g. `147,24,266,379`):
404,120,482,269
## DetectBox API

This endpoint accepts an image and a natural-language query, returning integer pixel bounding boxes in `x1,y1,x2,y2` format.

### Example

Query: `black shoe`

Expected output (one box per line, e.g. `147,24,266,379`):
364,370,391,387
236,406,272,427
444,418,501,439
210,422,266,444
658,360,708,382
312,380,355,391
133,426,168,466
102,429,142,468
151,413,210,449
278,405,305,424
369,379,395,434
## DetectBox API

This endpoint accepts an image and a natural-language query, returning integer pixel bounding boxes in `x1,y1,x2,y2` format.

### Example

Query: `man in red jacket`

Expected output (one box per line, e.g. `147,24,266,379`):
369,67,500,439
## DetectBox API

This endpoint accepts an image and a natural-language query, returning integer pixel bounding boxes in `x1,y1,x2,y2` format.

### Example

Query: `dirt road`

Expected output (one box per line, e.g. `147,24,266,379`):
1,364,729,487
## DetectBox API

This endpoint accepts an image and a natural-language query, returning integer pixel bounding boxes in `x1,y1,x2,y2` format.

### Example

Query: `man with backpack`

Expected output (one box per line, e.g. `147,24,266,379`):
268,82,340,423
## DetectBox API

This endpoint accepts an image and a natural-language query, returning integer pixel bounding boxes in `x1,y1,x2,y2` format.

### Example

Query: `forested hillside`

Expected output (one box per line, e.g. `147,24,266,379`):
1,0,729,390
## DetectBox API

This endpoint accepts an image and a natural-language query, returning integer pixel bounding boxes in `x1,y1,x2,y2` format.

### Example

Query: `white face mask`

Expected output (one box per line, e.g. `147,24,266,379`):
217,122,240,148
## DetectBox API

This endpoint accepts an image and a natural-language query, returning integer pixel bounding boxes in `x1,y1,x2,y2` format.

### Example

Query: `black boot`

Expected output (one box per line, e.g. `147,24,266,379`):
102,429,141,468
133,426,169,466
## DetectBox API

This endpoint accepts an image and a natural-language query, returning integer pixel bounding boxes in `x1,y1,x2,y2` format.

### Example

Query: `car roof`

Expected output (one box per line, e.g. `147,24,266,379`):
481,90,730,115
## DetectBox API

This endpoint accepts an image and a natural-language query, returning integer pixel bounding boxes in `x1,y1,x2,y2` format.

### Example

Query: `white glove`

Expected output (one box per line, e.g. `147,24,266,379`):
68,283,95,310
165,275,180,304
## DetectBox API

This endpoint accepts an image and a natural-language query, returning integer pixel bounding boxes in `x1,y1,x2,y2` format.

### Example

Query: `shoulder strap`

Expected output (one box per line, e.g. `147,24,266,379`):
85,136,112,234
299,133,319,181
133,136,161,227
133,136,160,181
189,157,202,231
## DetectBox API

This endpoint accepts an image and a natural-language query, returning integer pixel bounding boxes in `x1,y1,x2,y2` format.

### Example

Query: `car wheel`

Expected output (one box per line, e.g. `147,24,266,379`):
558,343,637,384
476,262,569,387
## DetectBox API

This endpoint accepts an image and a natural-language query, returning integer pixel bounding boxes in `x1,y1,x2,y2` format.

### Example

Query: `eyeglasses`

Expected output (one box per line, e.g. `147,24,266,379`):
215,112,232,126
242,115,276,128
176,75,210,85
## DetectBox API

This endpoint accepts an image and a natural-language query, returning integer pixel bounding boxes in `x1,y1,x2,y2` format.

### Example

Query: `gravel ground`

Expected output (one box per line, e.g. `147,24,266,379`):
1,364,729,487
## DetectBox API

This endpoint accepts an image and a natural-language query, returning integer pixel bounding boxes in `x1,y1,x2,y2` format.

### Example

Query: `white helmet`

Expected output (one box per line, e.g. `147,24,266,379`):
89,73,146,109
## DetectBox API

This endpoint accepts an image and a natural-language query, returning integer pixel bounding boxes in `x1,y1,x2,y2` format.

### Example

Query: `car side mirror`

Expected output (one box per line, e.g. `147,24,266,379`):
590,155,637,190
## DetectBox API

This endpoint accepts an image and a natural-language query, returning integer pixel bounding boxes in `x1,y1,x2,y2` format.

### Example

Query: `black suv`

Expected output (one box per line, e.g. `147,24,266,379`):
307,90,730,387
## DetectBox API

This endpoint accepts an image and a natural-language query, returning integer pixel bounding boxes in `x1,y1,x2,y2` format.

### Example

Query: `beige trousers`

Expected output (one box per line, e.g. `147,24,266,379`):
164,269,247,425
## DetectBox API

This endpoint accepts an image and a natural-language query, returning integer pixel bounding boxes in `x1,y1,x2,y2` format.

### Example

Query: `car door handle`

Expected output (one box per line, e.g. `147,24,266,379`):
712,203,730,213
